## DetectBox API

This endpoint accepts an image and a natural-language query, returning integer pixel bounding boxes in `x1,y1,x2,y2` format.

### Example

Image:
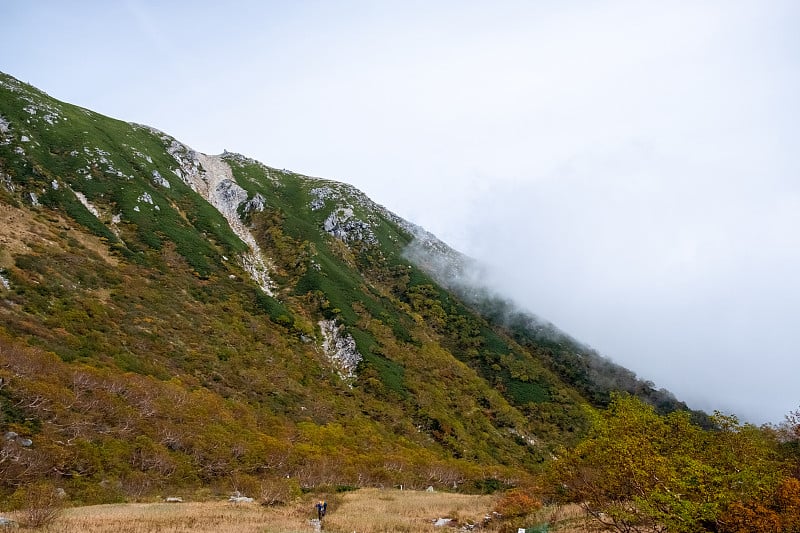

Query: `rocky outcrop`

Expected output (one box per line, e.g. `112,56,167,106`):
323,207,378,245
151,170,170,188
310,185,379,245
309,186,338,211
318,319,362,379
242,193,265,214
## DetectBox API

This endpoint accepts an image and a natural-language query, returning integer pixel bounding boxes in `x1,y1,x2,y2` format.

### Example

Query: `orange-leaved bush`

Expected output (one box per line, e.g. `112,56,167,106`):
494,489,541,518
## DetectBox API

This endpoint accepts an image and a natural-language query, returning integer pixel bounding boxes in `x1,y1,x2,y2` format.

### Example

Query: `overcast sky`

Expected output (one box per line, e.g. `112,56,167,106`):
3,1,799,424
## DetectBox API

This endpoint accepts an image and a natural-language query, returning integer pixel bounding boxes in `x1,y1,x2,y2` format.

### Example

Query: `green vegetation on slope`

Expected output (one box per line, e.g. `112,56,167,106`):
0,71,559,503
7,70,786,530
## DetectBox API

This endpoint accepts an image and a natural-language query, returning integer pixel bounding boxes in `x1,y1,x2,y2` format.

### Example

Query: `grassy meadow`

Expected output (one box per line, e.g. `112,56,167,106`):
1,489,590,533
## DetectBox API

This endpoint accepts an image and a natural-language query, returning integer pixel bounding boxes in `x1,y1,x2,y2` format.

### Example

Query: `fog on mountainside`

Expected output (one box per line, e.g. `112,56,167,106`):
402,235,710,425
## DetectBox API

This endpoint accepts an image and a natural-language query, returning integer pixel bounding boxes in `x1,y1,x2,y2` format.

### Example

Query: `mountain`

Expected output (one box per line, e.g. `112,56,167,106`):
0,71,699,503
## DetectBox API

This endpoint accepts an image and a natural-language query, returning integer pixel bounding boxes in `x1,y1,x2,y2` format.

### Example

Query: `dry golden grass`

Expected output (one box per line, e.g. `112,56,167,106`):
33,500,306,533
7,490,600,533
322,488,498,532
15,490,500,533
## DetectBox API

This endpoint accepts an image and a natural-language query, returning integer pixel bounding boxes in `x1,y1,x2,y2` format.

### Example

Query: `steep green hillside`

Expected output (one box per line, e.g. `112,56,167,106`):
0,71,694,503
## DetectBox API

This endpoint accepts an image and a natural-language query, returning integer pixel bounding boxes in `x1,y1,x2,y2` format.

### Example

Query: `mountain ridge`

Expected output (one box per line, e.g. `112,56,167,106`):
0,70,701,503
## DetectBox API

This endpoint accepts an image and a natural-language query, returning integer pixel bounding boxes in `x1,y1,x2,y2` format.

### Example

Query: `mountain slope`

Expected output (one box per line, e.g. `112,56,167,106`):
0,71,696,502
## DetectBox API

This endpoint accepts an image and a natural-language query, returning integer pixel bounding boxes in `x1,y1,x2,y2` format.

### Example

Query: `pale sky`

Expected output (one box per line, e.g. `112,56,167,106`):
3,1,799,424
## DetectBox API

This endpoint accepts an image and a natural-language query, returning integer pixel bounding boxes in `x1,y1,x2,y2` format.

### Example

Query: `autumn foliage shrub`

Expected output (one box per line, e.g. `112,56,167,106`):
719,477,800,533
494,488,541,518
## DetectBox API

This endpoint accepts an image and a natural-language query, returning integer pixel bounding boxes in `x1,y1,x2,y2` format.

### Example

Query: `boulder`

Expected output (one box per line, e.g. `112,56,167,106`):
228,492,254,503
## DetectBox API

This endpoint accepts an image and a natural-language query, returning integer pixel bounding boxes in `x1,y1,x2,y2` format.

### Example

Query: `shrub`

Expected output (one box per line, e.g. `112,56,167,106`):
494,488,542,518
259,477,301,506
8,481,64,528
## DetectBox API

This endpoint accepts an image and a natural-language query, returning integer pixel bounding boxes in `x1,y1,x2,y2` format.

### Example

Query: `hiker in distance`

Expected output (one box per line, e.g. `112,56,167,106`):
315,500,327,521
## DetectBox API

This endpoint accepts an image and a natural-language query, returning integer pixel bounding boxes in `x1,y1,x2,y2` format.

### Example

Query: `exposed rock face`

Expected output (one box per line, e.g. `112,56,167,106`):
322,207,377,245
196,153,275,296
318,319,362,379
210,174,249,213
159,135,275,296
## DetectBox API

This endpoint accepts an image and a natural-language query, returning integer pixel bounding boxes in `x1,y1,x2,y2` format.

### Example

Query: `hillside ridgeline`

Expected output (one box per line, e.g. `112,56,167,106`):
0,71,695,504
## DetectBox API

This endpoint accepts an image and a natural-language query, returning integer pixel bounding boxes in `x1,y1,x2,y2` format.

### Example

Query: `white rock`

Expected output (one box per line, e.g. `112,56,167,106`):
323,206,377,244
74,191,100,218
152,170,170,188
0,516,18,527
194,153,275,296
319,319,363,379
